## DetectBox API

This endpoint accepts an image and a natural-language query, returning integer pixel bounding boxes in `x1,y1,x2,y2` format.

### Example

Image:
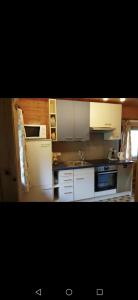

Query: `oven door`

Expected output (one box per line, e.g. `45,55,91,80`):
95,171,117,192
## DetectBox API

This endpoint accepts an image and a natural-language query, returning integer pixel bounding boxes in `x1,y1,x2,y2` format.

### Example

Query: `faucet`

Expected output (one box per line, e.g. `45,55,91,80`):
78,150,85,162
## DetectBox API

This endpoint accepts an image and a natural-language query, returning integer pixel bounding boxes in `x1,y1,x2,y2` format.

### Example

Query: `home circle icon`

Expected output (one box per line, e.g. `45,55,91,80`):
65,289,73,296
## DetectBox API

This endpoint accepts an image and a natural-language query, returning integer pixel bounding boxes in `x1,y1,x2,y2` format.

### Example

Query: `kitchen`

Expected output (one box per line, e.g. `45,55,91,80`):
17,98,138,202
0,98,138,202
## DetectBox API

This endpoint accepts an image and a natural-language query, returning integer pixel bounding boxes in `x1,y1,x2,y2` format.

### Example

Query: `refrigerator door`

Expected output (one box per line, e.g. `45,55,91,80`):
26,139,53,189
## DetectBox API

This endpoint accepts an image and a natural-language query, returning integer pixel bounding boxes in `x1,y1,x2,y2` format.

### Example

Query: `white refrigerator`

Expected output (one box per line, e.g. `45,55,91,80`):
23,139,53,202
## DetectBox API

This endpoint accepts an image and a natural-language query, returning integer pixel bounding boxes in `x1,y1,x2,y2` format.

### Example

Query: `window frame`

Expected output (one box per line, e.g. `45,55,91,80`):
131,127,138,160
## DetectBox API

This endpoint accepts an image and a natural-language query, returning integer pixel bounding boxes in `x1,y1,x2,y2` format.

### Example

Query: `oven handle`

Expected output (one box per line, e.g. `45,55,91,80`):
96,171,118,175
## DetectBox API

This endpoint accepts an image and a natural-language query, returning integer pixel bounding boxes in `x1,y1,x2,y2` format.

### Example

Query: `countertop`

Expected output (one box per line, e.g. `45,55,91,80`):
53,159,134,171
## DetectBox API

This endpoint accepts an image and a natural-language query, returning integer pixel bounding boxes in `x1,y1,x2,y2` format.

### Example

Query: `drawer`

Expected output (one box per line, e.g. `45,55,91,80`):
58,170,73,179
59,177,73,187
59,186,74,202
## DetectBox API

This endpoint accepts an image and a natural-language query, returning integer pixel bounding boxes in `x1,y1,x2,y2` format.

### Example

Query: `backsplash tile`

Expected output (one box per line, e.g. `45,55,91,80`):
52,133,119,161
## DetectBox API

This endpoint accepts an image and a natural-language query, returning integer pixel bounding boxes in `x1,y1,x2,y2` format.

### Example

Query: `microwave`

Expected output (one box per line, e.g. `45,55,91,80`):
24,124,47,139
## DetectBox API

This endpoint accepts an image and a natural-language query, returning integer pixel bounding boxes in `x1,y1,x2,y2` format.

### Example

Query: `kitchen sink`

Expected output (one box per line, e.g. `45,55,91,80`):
63,161,91,167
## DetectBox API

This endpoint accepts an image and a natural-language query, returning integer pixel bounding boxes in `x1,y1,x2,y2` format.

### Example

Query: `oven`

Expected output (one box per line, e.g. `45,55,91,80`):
95,165,118,196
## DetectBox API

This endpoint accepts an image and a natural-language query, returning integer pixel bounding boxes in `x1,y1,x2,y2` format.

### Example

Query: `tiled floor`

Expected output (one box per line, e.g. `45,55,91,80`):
98,195,134,202
77,195,135,202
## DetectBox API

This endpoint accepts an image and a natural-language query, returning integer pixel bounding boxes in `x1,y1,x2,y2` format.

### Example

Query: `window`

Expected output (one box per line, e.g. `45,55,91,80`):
131,129,138,159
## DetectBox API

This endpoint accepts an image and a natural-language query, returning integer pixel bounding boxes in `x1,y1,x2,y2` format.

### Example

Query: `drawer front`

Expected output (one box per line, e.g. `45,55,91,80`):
58,170,73,178
59,187,74,201
74,168,93,178
59,177,73,187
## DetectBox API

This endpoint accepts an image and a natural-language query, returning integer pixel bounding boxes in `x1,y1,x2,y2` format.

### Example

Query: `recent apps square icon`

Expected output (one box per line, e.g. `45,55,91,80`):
96,289,103,296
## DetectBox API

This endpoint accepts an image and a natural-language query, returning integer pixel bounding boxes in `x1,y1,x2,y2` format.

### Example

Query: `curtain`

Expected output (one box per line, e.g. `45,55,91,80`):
120,120,132,160
17,108,30,192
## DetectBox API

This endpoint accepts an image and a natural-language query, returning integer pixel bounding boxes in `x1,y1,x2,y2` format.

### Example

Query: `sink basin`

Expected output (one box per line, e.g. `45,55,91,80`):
63,161,91,167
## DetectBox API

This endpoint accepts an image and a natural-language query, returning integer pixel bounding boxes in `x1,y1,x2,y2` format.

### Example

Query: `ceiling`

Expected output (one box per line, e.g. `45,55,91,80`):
65,98,138,106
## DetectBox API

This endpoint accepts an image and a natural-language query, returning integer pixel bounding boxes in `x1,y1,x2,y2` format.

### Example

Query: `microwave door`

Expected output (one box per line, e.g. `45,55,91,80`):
25,126,40,138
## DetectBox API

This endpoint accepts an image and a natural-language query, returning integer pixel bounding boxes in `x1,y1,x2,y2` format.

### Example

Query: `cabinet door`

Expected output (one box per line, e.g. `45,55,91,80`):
59,186,74,201
104,104,122,140
117,164,133,193
74,168,94,200
26,140,52,189
74,101,90,141
90,102,122,140
90,102,113,128
57,100,74,141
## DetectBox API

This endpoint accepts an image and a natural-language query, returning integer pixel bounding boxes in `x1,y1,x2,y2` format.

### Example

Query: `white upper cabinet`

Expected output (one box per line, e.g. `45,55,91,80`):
104,104,122,140
90,102,122,140
90,102,113,128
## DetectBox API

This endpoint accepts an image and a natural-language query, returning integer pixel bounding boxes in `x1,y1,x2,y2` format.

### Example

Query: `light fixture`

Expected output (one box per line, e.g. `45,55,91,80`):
103,98,108,101
120,98,126,103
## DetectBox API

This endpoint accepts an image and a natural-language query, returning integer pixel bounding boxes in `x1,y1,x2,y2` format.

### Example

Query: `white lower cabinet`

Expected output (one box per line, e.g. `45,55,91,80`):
74,168,94,201
59,187,74,202
58,170,74,201
58,168,94,201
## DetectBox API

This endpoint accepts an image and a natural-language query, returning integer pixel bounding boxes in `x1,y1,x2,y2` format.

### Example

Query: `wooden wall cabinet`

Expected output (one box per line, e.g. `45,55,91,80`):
56,100,90,141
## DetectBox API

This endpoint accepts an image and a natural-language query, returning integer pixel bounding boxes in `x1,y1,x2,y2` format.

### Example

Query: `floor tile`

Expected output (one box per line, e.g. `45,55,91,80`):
99,195,134,202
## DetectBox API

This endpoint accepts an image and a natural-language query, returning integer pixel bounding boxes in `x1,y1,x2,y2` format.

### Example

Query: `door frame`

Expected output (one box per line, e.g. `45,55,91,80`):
135,161,138,201
0,98,22,201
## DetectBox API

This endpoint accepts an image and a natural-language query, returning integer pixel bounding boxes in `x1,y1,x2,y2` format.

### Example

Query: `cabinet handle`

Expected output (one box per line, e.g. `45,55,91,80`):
98,171,118,175
65,137,73,140
64,186,73,188
64,192,73,195
63,173,72,175
76,178,85,180
64,179,72,182
104,123,111,126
